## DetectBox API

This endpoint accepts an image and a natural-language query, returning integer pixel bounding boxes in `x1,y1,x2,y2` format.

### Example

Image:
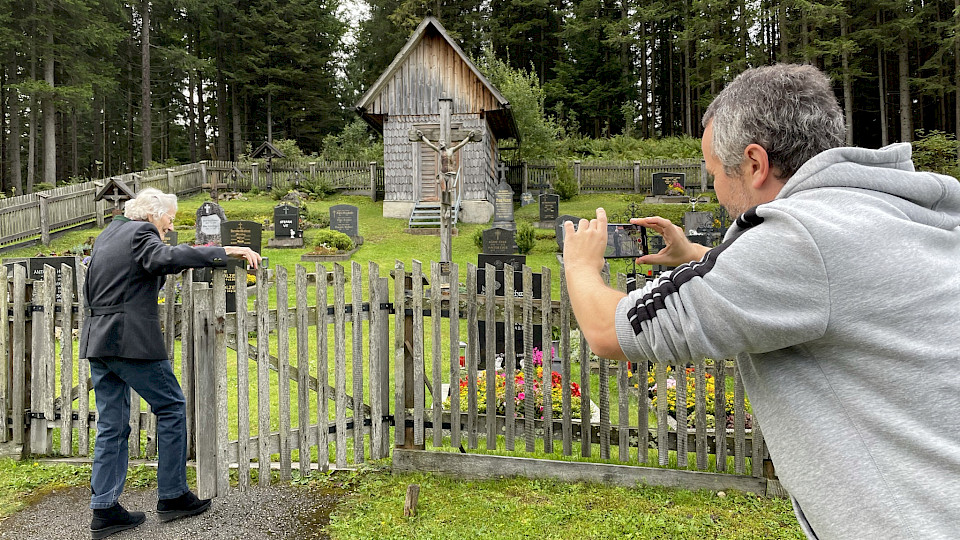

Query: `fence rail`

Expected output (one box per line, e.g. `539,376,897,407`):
0,258,774,499
504,159,708,196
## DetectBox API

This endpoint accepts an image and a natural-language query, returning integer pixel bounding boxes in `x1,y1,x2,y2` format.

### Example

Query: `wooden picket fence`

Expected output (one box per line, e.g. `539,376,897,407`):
0,259,778,499
503,159,708,195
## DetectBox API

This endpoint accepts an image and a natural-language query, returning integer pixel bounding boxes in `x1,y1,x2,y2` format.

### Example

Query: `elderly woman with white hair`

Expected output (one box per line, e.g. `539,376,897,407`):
79,188,260,538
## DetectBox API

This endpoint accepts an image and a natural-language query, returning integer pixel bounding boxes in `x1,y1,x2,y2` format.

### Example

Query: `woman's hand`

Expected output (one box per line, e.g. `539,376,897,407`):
223,246,262,269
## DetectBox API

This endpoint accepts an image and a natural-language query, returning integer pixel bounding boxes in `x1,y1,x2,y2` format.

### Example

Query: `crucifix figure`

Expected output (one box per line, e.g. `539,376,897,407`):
416,129,475,193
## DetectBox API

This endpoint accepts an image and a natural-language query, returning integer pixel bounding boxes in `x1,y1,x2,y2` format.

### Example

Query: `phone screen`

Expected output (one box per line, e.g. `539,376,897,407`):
605,224,648,259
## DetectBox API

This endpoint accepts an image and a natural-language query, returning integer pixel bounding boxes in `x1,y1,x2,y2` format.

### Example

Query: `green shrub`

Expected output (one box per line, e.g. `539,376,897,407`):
553,163,578,201
304,208,330,229
313,229,354,252
472,228,484,250
301,176,337,199
913,130,960,180
33,182,54,192
515,221,536,254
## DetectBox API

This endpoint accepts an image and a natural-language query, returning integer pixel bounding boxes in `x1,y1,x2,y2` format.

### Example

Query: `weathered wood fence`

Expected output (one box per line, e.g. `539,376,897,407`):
503,159,708,195
204,160,385,199
0,259,777,498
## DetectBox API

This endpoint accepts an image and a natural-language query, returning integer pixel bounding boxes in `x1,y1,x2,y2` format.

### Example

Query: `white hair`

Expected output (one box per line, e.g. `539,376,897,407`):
124,188,178,221
702,64,846,180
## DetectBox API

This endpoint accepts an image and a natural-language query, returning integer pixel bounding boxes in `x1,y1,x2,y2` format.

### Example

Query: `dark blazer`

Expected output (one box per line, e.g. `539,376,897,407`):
79,216,228,360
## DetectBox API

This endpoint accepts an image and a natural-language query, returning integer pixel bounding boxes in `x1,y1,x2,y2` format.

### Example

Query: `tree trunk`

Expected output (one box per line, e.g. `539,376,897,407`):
71,108,78,178
198,75,207,158
779,2,789,62
43,29,56,186
684,30,693,136
188,71,197,162
640,21,649,137
898,41,912,142
7,54,23,195
841,14,853,146
141,0,152,168
878,12,889,147
232,85,242,160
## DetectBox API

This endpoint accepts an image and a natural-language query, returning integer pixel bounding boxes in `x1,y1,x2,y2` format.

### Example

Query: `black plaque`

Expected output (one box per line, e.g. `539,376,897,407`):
477,253,526,272
19,257,78,303
163,230,179,246
476,268,542,299
555,215,581,251
477,320,544,371
493,181,515,224
220,220,262,313
274,204,301,239
652,172,686,196
539,194,559,223
482,227,517,255
330,204,359,238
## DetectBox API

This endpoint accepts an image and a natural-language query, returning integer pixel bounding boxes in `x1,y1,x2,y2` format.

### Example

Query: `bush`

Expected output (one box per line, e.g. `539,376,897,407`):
553,163,578,201
313,229,354,252
472,228,484,250
515,221,535,254
300,176,337,199
912,130,960,180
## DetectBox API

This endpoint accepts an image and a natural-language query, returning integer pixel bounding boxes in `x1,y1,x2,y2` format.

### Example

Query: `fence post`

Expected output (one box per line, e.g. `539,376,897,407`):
574,160,582,191
700,159,708,192
369,161,377,202
633,161,641,193
309,161,317,180
199,161,208,194
522,162,528,193
251,163,259,191
192,282,218,499
38,194,50,246
166,168,175,193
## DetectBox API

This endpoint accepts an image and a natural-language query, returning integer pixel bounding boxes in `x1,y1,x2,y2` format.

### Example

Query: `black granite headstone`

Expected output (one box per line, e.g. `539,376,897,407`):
19,256,78,303
330,204,359,238
555,215,581,251
195,201,227,245
492,181,515,230
476,268,542,299
477,321,544,371
539,194,559,223
163,230,179,246
274,204,302,239
652,172,686,196
220,220,262,312
482,227,517,255
477,253,526,272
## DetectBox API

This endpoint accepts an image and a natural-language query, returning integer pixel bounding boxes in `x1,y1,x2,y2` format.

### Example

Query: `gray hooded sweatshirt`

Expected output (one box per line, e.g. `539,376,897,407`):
614,143,960,539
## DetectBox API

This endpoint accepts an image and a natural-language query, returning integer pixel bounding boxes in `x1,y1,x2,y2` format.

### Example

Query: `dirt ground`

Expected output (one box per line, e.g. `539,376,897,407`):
0,482,346,540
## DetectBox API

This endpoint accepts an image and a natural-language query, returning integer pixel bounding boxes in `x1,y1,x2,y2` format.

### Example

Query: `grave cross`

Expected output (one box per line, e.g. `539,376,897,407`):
411,97,482,266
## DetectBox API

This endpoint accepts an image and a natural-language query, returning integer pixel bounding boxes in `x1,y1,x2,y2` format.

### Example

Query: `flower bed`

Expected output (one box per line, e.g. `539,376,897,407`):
648,365,753,429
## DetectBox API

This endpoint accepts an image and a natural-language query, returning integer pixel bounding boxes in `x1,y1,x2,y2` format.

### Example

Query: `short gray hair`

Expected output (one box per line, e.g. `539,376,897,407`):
702,64,845,180
125,188,178,221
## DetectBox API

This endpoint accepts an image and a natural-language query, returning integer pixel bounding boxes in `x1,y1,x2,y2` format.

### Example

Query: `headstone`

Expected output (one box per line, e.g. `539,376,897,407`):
268,203,304,248
555,214,581,251
163,230,179,246
477,253,526,272
492,181,516,231
683,211,714,235
539,194,559,223
330,204,360,240
652,172,686,196
476,268,542,299
477,321,544,371
520,192,534,207
195,201,227,245
220,220,263,312
482,227,517,255
3,257,78,303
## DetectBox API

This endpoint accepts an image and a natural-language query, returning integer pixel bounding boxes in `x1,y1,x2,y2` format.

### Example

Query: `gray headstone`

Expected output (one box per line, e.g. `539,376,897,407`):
555,215,580,251
652,172,686,196
195,201,227,245
330,204,359,238
539,194,559,222
492,181,515,230
274,204,301,239
482,227,517,255
520,192,534,207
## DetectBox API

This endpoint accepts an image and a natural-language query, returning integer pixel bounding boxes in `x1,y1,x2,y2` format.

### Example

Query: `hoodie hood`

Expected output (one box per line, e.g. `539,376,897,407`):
776,143,960,230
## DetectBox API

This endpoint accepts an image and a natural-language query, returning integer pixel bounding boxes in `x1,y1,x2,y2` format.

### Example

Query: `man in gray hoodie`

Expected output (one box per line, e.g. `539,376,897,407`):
563,63,960,539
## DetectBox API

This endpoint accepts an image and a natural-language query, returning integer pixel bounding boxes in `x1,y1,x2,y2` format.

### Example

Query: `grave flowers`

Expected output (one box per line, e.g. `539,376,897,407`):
665,178,685,196
647,365,753,429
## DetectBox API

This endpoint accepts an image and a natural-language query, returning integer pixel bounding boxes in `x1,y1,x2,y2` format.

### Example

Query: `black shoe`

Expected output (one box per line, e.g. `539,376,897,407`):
90,503,146,539
157,490,211,523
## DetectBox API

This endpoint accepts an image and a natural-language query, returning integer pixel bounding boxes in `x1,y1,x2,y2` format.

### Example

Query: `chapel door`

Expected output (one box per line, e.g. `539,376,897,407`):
419,143,440,202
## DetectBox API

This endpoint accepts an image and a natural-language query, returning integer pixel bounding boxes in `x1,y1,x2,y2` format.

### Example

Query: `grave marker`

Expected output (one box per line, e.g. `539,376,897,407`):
477,321,544,371
163,231,179,246
268,203,304,248
330,204,360,240
520,192,534,207
652,172,686,196
492,181,516,231
476,268,542,299
482,227,517,255
220,220,263,312
4,257,78,303
195,201,227,246
539,193,559,224
554,214,581,251
477,253,526,272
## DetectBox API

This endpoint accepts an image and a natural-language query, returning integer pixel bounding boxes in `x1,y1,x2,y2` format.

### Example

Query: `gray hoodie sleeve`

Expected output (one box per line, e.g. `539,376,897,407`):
614,207,831,363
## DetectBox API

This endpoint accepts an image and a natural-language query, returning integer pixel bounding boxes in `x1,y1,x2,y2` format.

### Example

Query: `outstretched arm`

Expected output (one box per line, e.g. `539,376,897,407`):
417,131,441,153
448,131,476,153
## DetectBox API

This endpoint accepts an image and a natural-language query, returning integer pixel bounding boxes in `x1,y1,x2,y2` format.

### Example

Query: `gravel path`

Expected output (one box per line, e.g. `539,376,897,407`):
0,483,346,540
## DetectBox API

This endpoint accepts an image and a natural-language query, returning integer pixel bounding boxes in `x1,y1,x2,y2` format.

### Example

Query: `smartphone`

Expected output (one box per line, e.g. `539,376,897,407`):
605,224,648,259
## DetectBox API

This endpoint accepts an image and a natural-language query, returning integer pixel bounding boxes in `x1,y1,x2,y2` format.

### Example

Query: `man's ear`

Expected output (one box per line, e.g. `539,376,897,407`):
743,143,773,189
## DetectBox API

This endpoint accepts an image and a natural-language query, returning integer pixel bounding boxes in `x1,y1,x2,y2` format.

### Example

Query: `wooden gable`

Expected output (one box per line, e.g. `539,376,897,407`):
355,17,519,142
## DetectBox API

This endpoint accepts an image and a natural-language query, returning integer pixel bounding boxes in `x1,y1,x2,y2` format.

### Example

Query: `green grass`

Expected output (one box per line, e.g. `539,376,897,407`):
323,464,802,540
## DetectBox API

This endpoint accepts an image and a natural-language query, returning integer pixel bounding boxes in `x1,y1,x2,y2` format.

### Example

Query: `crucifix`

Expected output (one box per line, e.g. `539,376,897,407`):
410,97,482,267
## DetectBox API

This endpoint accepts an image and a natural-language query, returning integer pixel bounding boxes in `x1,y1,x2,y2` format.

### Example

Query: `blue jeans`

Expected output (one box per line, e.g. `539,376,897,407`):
89,356,189,509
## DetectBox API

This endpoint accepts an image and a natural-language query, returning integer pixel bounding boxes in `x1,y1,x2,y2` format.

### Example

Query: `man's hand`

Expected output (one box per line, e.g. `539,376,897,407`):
223,246,262,269
562,208,609,274
633,216,710,267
